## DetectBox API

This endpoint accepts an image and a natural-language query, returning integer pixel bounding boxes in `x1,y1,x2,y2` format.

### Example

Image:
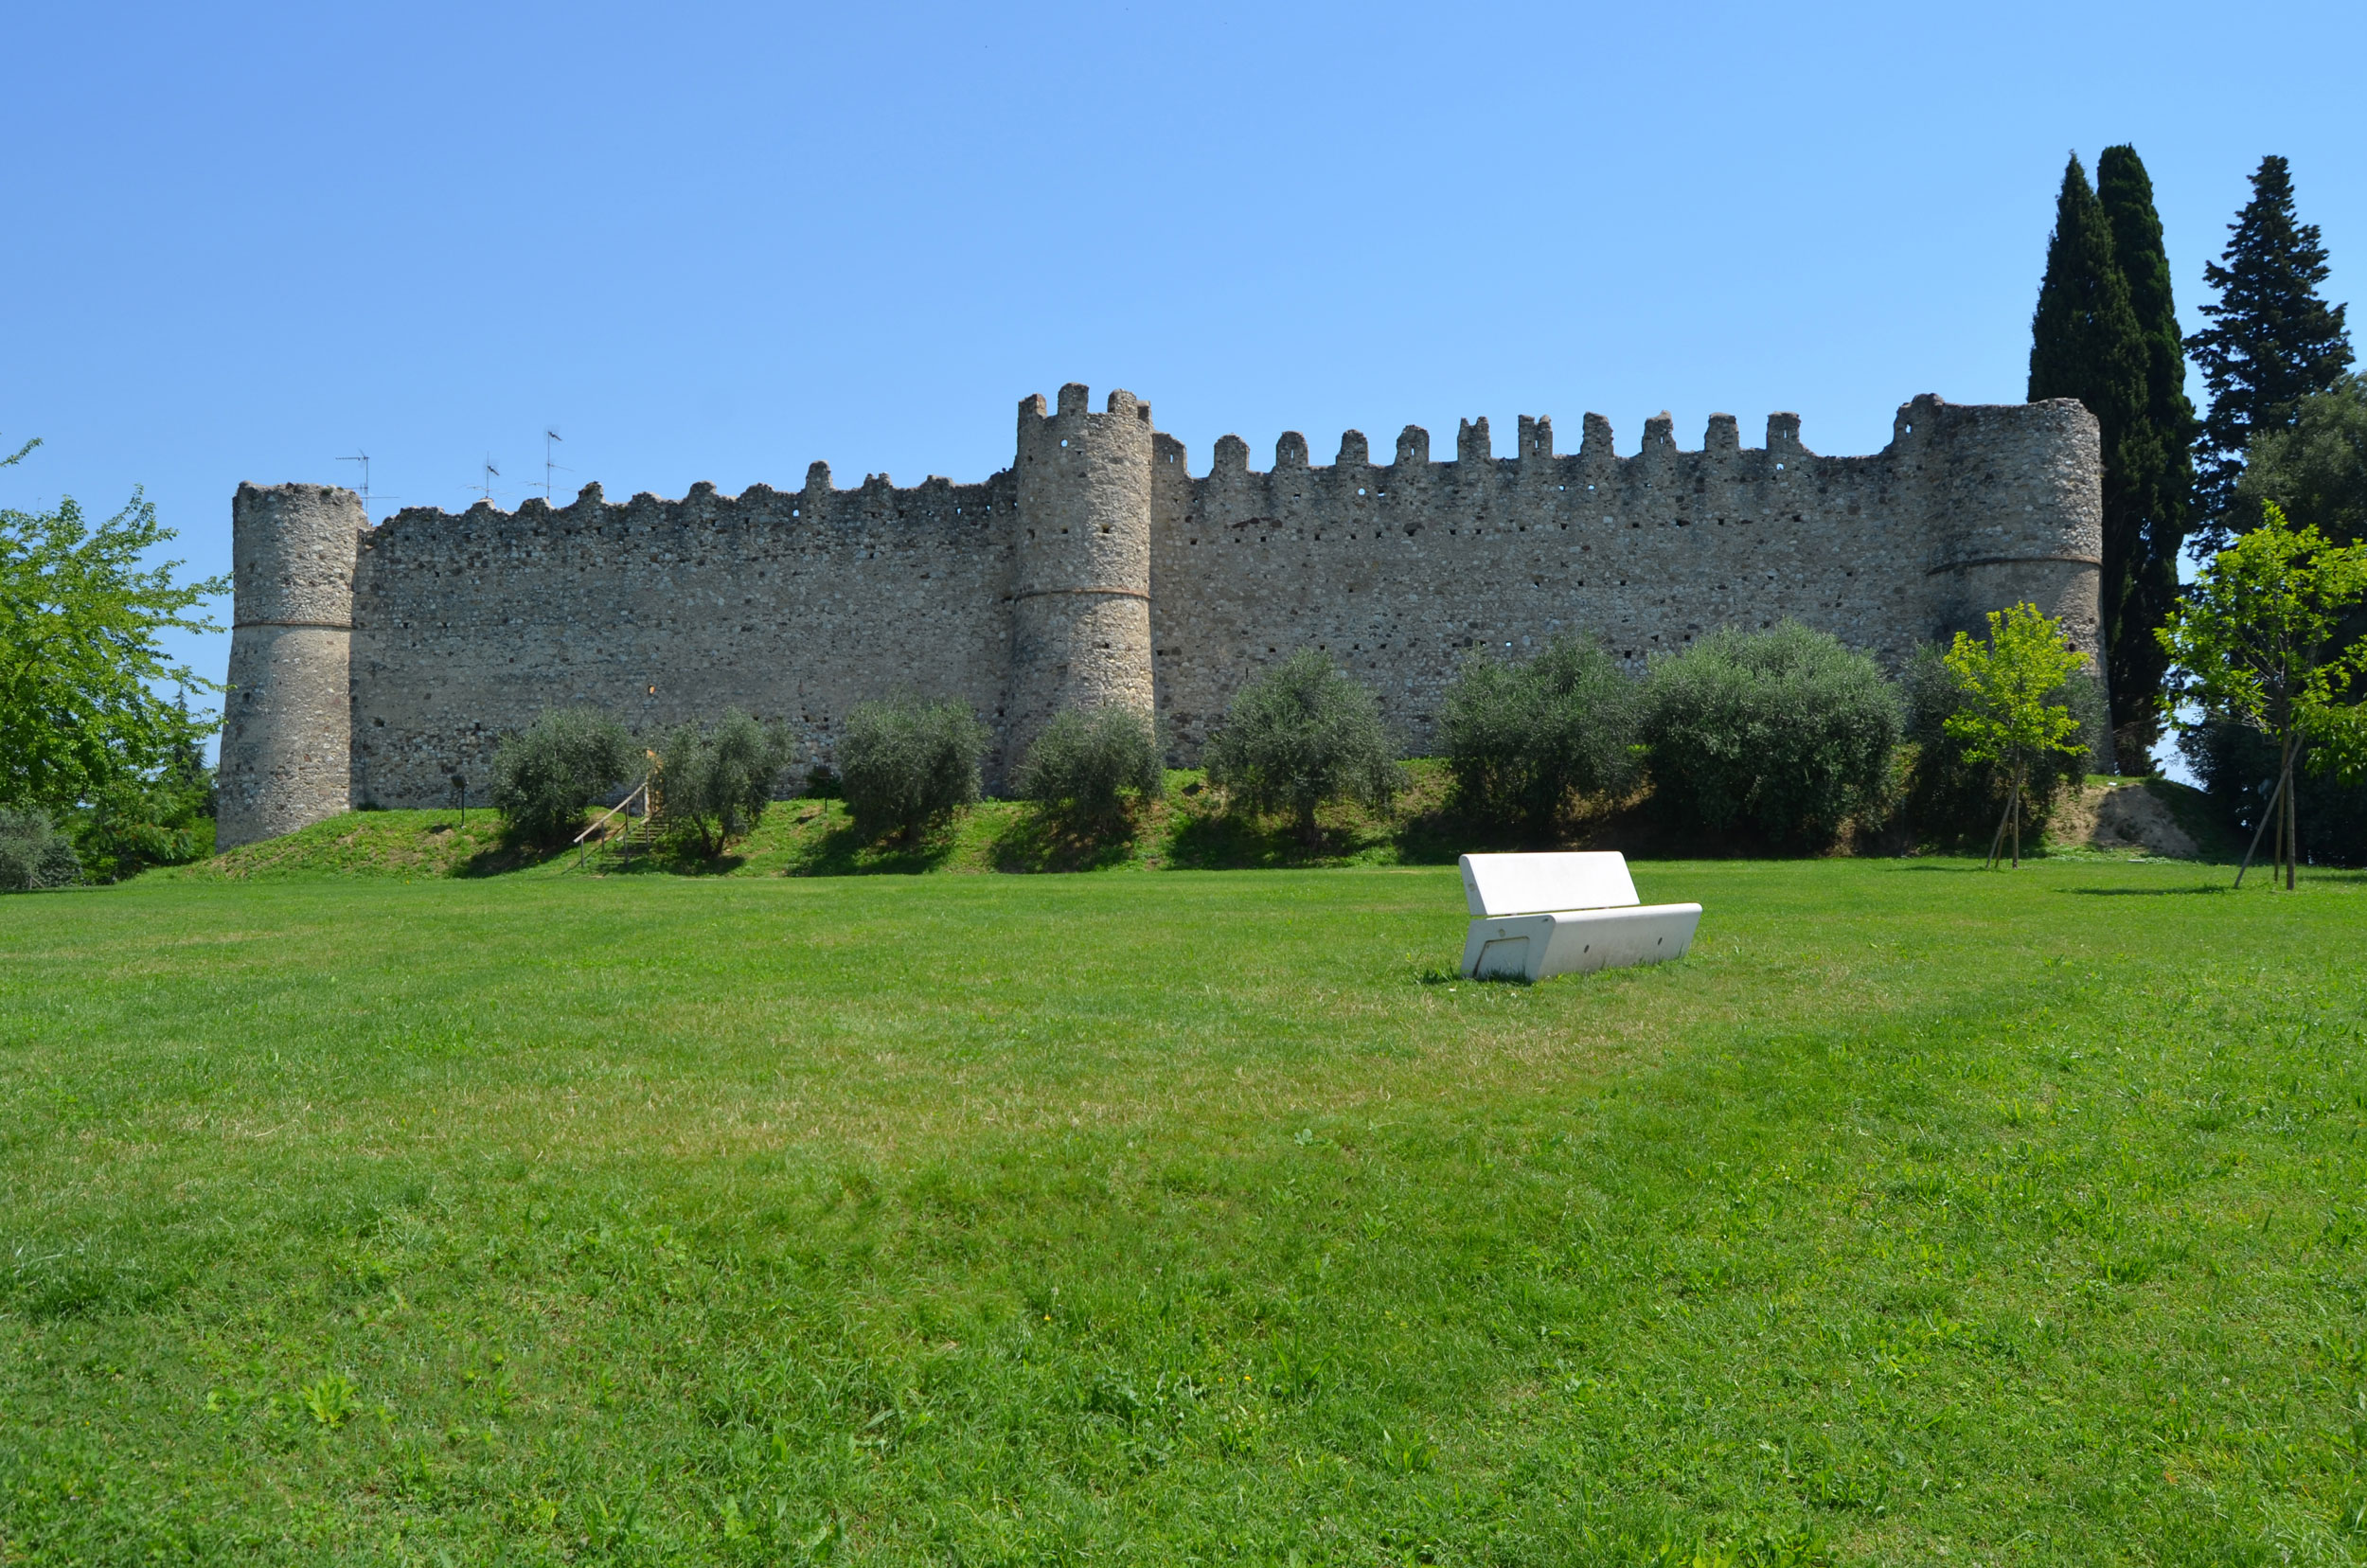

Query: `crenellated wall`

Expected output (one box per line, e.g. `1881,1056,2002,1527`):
217,384,2102,833
1151,393,2102,756
348,464,1019,811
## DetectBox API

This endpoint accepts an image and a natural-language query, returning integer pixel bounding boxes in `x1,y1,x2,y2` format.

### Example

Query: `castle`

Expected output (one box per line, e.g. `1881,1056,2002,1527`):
215,383,2105,849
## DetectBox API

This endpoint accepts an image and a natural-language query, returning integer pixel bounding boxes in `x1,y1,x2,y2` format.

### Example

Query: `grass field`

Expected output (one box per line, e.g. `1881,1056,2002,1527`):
4,858,2363,1565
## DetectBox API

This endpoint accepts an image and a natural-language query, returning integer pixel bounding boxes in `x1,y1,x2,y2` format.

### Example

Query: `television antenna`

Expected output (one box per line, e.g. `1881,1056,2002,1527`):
337,453,400,519
543,429,569,501
476,457,500,503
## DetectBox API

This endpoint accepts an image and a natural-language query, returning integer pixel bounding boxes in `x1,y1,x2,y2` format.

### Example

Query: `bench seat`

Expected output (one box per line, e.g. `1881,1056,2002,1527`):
1456,851,1701,983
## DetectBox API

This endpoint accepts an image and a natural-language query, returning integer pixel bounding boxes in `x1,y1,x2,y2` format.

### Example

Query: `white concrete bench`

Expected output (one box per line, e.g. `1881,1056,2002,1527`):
1457,851,1702,982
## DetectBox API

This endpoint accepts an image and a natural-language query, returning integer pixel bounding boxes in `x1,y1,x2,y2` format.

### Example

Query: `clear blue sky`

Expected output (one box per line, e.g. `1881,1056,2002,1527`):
4,0,2360,735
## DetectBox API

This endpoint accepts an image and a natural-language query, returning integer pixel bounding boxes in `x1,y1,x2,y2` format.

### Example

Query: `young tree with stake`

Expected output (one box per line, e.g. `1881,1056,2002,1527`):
2158,504,2367,888
1942,603,2091,868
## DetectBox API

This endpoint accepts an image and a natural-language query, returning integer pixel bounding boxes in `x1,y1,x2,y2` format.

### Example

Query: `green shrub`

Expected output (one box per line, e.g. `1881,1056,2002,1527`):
491,707,638,846
1441,635,1640,832
1203,650,1399,843
1017,706,1163,821
0,808,82,891
1641,622,1899,846
656,710,797,857
1900,644,2108,848
837,696,988,843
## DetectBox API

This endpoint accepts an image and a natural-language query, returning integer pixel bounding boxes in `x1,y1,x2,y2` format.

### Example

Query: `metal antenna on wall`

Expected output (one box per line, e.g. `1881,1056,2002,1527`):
336,453,376,512
336,453,401,519
543,430,569,501
477,457,500,503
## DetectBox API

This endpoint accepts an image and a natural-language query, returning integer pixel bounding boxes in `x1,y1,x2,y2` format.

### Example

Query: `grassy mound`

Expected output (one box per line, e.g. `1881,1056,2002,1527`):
170,764,2233,886
179,809,543,881
4,860,2361,1562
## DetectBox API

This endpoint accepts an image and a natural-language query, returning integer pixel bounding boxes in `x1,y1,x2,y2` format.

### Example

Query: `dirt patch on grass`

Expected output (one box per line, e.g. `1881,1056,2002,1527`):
2049,781,2199,858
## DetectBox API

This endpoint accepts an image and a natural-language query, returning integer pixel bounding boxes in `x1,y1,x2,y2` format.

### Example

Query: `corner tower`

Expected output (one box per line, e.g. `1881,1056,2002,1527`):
217,482,365,848
1900,393,2108,679
1006,383,1156,770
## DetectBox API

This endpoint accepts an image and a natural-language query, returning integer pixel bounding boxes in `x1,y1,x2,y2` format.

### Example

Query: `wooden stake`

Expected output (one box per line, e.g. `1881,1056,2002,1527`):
2234,759,2287,890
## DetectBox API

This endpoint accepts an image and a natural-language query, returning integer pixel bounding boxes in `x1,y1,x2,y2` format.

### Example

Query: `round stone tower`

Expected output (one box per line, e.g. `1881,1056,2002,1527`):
216,482,365,848
1904,395,2107,718
1006,383,1156,774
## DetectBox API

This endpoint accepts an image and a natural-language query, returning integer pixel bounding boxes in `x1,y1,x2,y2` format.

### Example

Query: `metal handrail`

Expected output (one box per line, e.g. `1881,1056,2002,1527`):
574,776,651,867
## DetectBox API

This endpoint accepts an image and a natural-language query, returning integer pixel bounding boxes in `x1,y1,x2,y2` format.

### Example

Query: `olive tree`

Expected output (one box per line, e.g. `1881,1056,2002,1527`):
1202,650,1398,845
1440,634,1639,833
1016,705,1163,824
1640,623,1899,847
837,696,988,843
491,707,637,846
656,710,797,858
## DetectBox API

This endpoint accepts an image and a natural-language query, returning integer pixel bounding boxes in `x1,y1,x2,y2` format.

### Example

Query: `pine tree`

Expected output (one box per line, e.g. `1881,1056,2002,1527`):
2027,153,2150,754
2094,145,2198,763
2188,155,2355,548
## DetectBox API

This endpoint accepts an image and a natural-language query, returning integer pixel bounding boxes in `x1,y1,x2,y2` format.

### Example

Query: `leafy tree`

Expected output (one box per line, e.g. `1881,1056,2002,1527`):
837,695,988,843
1440,634,1640,834
2188,155,2355,546
1939,604,2091,868
2235,375,2367,547
1639,623,1899,848
491,707,637,846
2096,144,2200,764
2026,153,2157,765
1015,705,1163,824
1901,643,2105,851
655,710,796,857
1202,650,1399,845
2158,503,2367,887
0,808,82,892
0,437,226,816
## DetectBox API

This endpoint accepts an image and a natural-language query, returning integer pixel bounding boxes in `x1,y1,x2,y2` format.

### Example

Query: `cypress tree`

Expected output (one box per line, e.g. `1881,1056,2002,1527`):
2094,145,2197,762
2027,153,2149,755
2188,154,2355,547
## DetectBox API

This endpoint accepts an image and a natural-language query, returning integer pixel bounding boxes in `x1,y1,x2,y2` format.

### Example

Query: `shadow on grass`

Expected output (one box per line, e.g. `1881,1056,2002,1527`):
988,809,1142,873
779,818,961,877
1413,965,1510,987
454,828,575,878
2065,883,2232,897
606,846,750,876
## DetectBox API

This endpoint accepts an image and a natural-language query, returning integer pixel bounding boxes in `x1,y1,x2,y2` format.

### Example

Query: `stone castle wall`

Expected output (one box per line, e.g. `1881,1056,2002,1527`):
1150,394,2103,757
215,384,2103,846
349,466,1018,811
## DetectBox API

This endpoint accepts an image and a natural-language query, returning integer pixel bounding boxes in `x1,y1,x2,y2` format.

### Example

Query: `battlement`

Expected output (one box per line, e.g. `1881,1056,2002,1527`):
1183,408,1845,490
1021,383,1154,428
365,468,1015,556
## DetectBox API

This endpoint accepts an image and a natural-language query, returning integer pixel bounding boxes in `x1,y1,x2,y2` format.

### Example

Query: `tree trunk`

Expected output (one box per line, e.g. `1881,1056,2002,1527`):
2011,766,2026,869
2284,742,2299,890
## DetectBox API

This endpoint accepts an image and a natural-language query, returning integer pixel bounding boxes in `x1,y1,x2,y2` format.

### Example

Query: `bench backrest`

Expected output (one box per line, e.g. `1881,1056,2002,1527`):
1459,851,1640,917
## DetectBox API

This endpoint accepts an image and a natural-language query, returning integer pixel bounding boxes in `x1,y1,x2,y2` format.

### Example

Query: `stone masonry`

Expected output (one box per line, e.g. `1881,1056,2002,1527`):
214,384,2103,848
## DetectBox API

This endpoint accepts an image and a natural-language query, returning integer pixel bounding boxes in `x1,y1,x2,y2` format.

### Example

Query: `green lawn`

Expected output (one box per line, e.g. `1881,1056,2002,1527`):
3,860,2362,1565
